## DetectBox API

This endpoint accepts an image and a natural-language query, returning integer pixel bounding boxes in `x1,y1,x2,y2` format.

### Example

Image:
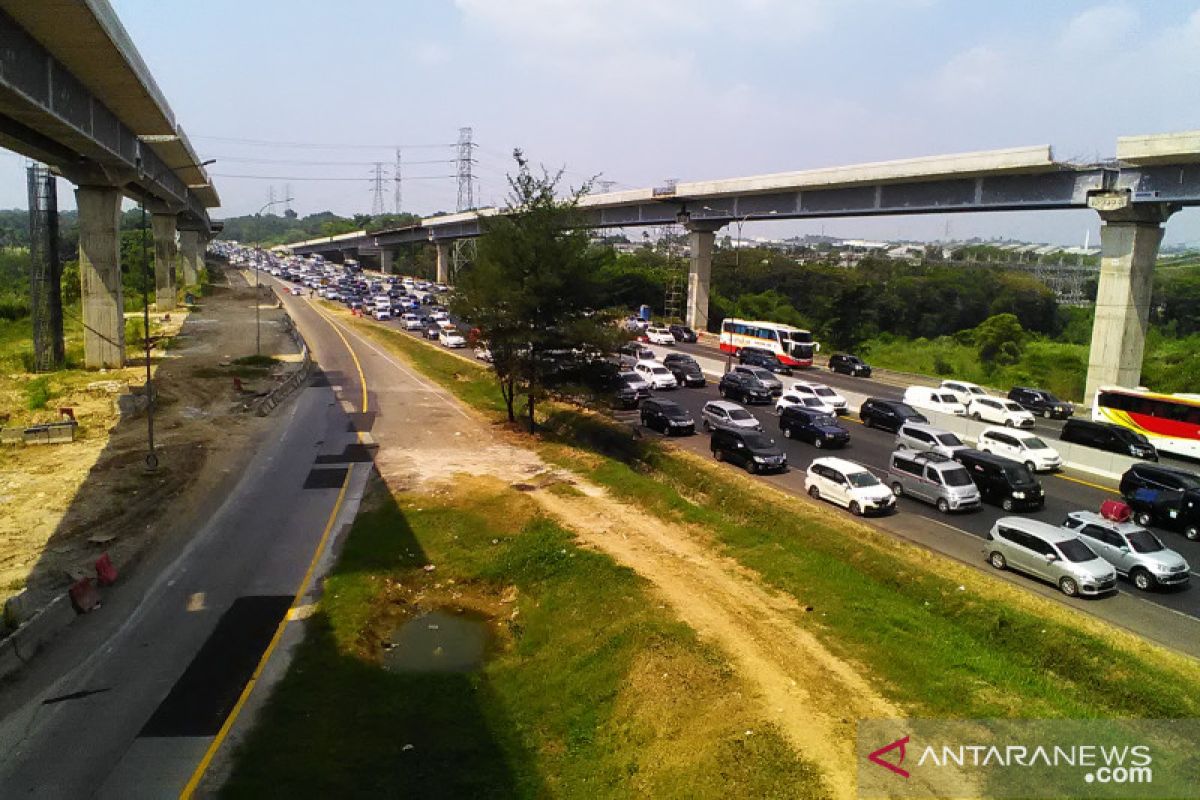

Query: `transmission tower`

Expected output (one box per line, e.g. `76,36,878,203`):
455,127,475,212
27,164,64,371
267,185,276,212
369,162,386,216
394,148,402,214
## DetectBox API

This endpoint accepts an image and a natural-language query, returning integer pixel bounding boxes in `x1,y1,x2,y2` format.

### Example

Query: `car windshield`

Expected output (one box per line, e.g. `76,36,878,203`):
1003,466,1036,485
895,403,920,416
847,471,880,488
728,409,754,421
664,406,690,419
814,414,838,426
802,398,824,407
1058,539,1099,563
1023,437,1048,449
743,433,775,449
968,386,987,395
652,367,670,375
943,469,974,487
1043,392,1062,403
753,369,775,380
1127,529,1165,553
1003,401,1025,412
815,386,836,397
936,433,964,446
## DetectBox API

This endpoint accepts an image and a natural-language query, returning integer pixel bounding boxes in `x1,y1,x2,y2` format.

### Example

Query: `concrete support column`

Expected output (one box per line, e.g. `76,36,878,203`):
380,248,394,274
75,186,125,368
151,213,178,311
435,241,451,284
685,223,720,331
178,229,203,287
1082,197,1175,405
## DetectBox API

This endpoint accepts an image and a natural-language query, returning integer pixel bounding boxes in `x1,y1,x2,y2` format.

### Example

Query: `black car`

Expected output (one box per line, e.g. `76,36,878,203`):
779,406,850,449
829,353,872,377
423,323,442,340
1008,386,1075,419
668,324,698,343
611,374,648,409
953,449,1045,511
719,371,774,405
859,398,928,432
711,427,787,474
640,398,695,435
662,353,706,387
738,346,793,375
1060,418,1157,461
1119,463,1200,540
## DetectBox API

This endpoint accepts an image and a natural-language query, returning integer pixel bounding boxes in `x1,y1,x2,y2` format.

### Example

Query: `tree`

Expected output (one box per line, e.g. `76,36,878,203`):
974,313,1025,366
450,150,620,431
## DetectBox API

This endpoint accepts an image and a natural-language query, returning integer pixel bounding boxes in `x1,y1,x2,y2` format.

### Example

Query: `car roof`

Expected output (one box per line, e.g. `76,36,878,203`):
980,425,1039,439
704,400,745,411
891,449,958,466
811,456,871,474
997,517,1077,542
956,449,1021,468
1066,510,1146,535
899,422,952,436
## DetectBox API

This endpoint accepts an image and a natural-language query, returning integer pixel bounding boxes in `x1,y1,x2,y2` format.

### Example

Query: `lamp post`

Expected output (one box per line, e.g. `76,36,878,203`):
253,197,292,355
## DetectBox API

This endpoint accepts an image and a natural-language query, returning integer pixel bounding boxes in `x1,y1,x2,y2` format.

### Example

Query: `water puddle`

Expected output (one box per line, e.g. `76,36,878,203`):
382,608,491,673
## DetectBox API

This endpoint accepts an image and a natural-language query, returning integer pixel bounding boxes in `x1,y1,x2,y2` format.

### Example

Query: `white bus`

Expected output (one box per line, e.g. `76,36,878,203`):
1092,386,1200,460
719,318,819,367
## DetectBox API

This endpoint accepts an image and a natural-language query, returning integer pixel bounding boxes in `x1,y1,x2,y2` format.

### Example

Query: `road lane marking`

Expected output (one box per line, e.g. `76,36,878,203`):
179,464,354,800
306,299,368,414
1053,473,1117,493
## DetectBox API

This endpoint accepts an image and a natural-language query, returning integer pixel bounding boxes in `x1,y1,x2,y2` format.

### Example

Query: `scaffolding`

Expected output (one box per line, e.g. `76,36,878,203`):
27,164,64,371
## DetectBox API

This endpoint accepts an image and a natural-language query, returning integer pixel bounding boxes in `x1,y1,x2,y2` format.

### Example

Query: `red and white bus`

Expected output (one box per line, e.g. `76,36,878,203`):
1093,386,1200,460
719,318,819,367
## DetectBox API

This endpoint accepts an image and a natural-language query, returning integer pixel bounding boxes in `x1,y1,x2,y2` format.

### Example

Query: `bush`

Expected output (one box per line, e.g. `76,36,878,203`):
25,376,51,410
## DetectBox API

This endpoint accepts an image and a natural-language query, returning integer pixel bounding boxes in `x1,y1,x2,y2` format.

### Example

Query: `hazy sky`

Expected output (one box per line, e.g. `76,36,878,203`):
3,0,1200,245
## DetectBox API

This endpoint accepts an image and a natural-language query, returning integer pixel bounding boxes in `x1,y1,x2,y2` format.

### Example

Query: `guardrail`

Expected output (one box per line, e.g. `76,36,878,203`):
253,313,312,417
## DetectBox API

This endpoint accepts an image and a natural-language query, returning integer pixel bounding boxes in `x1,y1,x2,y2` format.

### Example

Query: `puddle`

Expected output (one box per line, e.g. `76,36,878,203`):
382,609,491,673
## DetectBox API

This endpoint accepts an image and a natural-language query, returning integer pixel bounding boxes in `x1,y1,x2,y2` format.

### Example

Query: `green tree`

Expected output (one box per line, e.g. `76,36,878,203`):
974,313,1025,366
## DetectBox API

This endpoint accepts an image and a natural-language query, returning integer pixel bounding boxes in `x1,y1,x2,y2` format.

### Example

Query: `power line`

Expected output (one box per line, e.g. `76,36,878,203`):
211,173,456,181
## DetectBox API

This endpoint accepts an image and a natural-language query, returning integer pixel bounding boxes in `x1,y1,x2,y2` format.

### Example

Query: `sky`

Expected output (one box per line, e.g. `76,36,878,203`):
3,0,1200,245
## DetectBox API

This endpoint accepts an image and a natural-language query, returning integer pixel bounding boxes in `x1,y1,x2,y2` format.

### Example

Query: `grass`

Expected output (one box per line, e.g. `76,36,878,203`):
223,478,821,798
24,376,51,410
344,311,1200,723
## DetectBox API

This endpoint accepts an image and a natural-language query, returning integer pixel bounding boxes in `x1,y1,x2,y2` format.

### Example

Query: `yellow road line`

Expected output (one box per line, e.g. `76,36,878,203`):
307,299,369,414
179,464,354,800
1054,472,1117,493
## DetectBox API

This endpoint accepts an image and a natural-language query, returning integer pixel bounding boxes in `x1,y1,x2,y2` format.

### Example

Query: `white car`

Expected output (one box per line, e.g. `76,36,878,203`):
940,380,990,406
401,313,424,330
789,381,848,415
968,397,1035,428
977,427,1062,472
633,360,678,390
903,386,968,417
645,326,676,346
431,311,450,323
805,457,896,517
371,307,391,321
474,345,493,362
776,392,838,416
438,328,467,348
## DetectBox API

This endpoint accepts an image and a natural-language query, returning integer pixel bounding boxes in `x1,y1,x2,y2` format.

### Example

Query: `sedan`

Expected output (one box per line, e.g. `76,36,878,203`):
645,326,676,346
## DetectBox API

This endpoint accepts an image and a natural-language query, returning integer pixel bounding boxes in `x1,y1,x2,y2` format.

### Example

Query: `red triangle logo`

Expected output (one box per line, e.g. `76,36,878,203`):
868,735,911,779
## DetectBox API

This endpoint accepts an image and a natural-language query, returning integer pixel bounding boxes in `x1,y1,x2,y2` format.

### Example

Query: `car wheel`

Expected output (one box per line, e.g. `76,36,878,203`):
862,416,873,429
808,485,820,500
1024,461,1036,473
1131,569,1155,592
1134,511,1152,527
747,461,758,474
1186,525,1199,542
849,501,863,516
1058,577,1079,597
936,498,950,514
989,551,1007,570
713,449,723,462
1043,408,1052,419
814,437,824,449
1004,419,1015,428
972,412,982,421
891,482,904,497
782,426,793,439
1001,497,1015,512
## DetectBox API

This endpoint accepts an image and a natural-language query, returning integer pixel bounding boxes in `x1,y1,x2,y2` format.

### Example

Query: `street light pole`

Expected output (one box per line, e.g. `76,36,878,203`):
253,197,292,356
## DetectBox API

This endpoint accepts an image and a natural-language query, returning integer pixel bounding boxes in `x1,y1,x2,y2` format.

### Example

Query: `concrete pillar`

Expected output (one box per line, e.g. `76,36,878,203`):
1082,198,1175,405
685,223,720,331
178,229,203,287
151,213,178,311
380,248,394,274
435,241,451,284
75,186,125,368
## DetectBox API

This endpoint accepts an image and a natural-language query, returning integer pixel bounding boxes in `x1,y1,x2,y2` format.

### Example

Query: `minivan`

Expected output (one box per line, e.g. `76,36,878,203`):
1061,419,1158,461
939,380,989,406
805,457,895,516
1008,386,1074,419
982,518,1117,597
902,386,968,417
887,450,981,513
859,398,928,432
640,398,695,435
1061,511,1189,591
1119,462,1200,540
701,400,762,432
953,449,1045,511
732,365,784,395
894,422,969,457
739,347,793,375
711,427,787,474
977,427,1062,473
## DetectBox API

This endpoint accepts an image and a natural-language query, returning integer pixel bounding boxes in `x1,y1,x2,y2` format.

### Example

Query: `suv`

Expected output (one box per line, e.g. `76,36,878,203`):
859,398,928,432
1061,419,1158,461
1008,387,1075,419
1061,511,1189,590
662,353,706,387
977,427,1062,472
967,397,1035,428
701,400,762,432
668,324,698,343
894,423,969,458
732,365,783,395
738,347,793,375
982,518,1117,597
939,380,989,406
1118,463,1200,540
953,449,1045,511
828,353,872,377
805,457,895,516
887,450,981,513
788,381,848,415
640,398,695,435
633,360,678,390
711,427,787,474
719,371,774,404
779,406,850,449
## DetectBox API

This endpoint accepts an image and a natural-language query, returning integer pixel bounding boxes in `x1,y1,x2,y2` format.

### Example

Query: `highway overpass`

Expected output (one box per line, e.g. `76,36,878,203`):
289,131,1200,404
0,0,220,368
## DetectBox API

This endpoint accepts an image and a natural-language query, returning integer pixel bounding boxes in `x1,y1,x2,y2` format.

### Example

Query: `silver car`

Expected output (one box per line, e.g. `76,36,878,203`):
887,450,981,514
983,518,1117,597
701,400,762,432
619,369,652,394
732,365,783,396
895,422,970,458
1061,511,1190,591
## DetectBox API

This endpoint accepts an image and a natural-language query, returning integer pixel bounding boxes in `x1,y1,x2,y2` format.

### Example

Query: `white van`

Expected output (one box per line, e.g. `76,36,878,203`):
902,386,968,417
940,380,989,405
977,427,1062,472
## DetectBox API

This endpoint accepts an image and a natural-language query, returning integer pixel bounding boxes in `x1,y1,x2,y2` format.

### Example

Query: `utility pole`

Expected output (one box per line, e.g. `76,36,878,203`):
394,148,402,214
369,162,386,217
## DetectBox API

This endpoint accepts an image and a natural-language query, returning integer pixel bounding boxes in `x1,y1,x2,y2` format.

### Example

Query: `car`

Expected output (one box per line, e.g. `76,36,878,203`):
859,398,928,432
618,341,656,366
423,323,442,340
828,353,872,377
633,360,678,390
289,286,304,296
738,347,793,375
645,326,676,346
983,518,1117,597
977,427,1062,472
701,400,762,432
953,449,1045,511
887,450,981,513
641,398,695,435
732,365,783,395
711,427,787,474
371,307,391,321
718,371,774,404
894,423,969,458
779,406,850,448
619,369,653,396
1061,418,1158,461
805,457,895,516
661,353,706,387
966,397,1035,428
1008,386,1075,419
789,381,848,415
776,391,839,417
903,386,968,417
400,313,424,330
1061,511,1190,591
668,324,698,343
612,373,649,409
474,345,493,362
939,380,990,406
1118,463,1200,540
